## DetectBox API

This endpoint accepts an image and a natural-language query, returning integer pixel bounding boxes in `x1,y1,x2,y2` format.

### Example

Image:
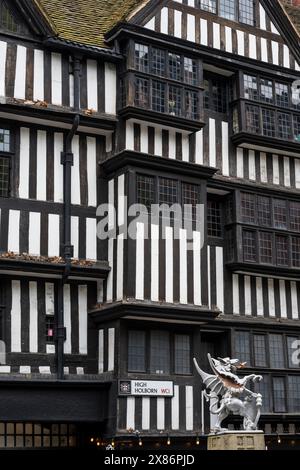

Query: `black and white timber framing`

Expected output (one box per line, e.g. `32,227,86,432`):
0,0,299,448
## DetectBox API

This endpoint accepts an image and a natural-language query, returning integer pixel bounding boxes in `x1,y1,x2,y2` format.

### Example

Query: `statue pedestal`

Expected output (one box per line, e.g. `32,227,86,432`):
207,431,265,450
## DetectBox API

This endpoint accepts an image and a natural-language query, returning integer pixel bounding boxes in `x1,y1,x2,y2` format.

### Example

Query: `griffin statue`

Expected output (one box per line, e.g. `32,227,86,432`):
194,354,263,433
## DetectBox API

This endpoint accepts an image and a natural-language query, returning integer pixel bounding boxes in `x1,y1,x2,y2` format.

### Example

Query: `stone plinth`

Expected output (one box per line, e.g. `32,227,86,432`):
207,431,265,450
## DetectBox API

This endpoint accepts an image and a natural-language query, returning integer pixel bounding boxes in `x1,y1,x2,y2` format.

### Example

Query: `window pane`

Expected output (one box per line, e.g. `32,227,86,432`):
220,0,235,21
243,230,256,262
128,330,146,372
0,157,10,197
278,112,291,139
207,200,222,237
234,331,251,364
241,192,255,223
275,83,289,108
273,377,286,413
244,74,258,100
275,235,288,266
291,237,300,268
254,375,271,413
184,58,198,86
185,90,199,120
245,105,260,133
254,335,267,367
287,337,300,368
152,48,165,76
273,199,287,229
137,174,155,212
135,44,149,72
0,128,10,152
269,334,285,368
150,331,170,374
239,0,255,25
204,79,210,109
288,376,300,412
257,196,271,226
259,231,273,264
168,85,181,116
199,0,217,14
134,77,149,108
260,79,273,103
293,115,300,141
211,78,227,113
262,109,275,137
290,202,300,231
168,53,181,81
174,334,191,374
152,81,165,113
182,182,199,225
158,178,178,206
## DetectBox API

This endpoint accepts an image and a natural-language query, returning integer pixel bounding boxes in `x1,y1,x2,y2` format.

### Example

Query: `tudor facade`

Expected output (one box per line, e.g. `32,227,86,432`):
0,0,299,449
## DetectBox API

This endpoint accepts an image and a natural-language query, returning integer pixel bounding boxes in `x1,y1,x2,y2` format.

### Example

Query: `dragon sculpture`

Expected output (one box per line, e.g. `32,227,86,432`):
194,354,263,433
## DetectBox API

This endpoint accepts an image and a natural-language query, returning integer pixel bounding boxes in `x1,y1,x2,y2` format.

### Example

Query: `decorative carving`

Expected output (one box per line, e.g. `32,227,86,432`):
194,354,263,433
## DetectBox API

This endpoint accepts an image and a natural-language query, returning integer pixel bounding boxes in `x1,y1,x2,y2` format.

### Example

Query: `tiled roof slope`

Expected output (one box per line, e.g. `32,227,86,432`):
34,0,145,47
280,1,300,35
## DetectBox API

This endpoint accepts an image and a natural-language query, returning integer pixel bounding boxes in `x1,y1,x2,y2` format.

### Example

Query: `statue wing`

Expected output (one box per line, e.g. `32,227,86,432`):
193,357,225,396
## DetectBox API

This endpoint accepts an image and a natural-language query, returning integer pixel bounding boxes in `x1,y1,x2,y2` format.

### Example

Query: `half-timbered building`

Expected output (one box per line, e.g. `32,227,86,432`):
0,0,299,449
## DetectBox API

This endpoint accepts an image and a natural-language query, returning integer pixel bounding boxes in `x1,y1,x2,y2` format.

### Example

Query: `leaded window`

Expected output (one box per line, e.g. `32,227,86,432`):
168,85,181,116
128,330,146,372
269,334,285,368
239,0,255,26
220,0,235,21
184,58,198,86
158,178,178,206
244,74,258,101
257,196,271,226
241,192,256,223
293,115,300,141
262,109,276,137
169,53,181,81
199,0,217,14
134,77,149,108
152,80,165,113
254,335,267,367
276,235,289,266
212,78,227,113
291,237,300,268
260,78,273,103
185,90,199,120
273,377,286,413
207,199,222,237
0,157,10,197
287,336,300,369
150,330,170,374
243,230,256,262
278,112,291,140
259,232,273,264
152,47,165,76
290,202,300,232
234,331,251,364
254,375,271,413
273,199,287,229
135,44,149,72
174,334,191,375
137,174,155,211
288,376,300,412
182,183,199,224
275,83,289,108
245,105,260,133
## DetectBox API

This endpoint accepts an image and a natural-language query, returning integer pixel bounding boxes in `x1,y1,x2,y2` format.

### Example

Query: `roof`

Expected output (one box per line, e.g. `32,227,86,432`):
34,0,145,47
280,1,300,36
34,1,300,50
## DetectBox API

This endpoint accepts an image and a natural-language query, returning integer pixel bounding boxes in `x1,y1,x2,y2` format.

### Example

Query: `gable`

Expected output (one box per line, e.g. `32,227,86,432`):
137,0,300,71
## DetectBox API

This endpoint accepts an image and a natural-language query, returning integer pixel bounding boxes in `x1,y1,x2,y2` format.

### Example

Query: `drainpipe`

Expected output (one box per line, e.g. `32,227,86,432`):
56,56,81,380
